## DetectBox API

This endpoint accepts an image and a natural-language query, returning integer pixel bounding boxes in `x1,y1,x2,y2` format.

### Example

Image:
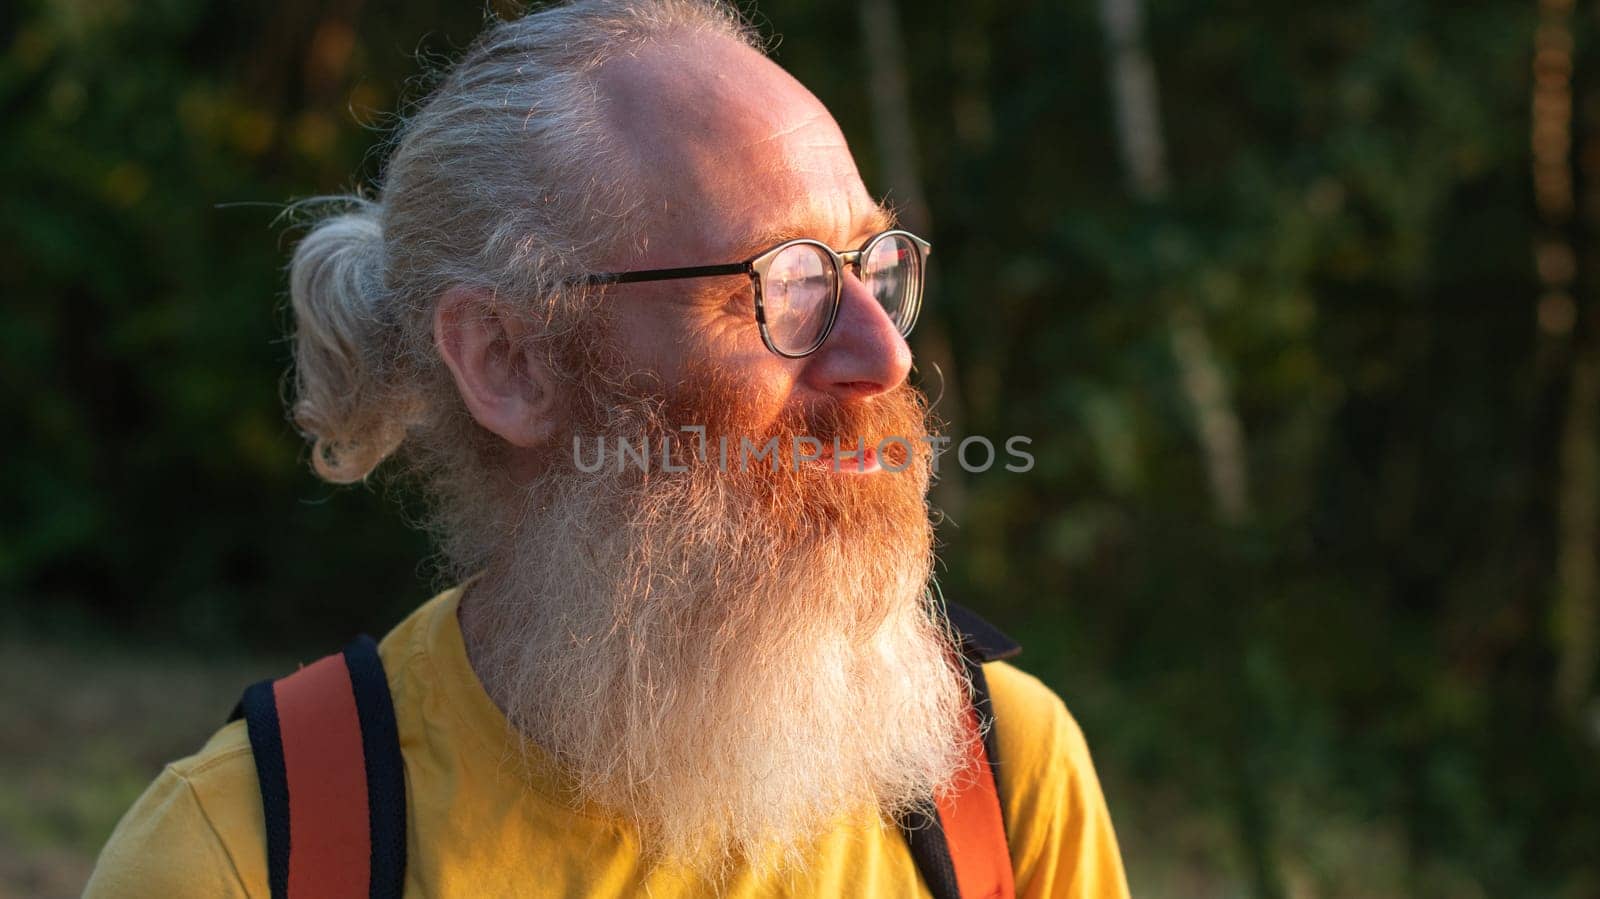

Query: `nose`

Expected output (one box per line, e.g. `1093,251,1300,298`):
798,272,913,399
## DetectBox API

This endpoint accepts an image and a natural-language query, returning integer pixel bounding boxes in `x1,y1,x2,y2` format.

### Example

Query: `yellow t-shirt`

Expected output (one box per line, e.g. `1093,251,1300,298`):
85,586,1130,897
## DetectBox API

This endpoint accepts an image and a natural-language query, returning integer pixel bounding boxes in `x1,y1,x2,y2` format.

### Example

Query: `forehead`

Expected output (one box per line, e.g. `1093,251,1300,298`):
599,33,883,263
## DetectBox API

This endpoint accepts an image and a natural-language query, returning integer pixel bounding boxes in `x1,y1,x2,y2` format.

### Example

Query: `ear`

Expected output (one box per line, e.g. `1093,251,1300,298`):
434,287,560,447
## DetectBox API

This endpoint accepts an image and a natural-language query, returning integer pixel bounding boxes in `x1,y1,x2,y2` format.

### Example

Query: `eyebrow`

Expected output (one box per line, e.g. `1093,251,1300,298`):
734,204,899,260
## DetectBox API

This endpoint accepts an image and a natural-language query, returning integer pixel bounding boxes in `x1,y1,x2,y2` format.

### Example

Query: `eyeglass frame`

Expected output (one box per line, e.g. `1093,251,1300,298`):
580,228,932,358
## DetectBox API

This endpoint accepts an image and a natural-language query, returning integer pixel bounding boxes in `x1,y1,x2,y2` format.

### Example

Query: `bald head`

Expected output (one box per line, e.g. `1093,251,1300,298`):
598,31,888,269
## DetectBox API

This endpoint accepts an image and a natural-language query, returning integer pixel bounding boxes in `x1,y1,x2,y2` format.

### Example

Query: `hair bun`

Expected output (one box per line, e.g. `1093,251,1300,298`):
288,200,407,483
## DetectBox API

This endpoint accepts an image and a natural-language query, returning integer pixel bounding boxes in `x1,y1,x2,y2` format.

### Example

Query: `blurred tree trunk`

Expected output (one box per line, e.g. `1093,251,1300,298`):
859,0,967,521
1535,0,1599,718
1098,0,1252,526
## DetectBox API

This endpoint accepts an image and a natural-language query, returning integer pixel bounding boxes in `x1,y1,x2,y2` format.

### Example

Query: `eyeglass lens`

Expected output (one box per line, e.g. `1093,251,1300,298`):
861,235,919,336
763,243,838,355
762,234,922,355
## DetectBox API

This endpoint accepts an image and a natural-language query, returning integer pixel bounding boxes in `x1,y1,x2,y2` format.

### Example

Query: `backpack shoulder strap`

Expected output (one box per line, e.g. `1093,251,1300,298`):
228,635,407,899
903,601,1020,899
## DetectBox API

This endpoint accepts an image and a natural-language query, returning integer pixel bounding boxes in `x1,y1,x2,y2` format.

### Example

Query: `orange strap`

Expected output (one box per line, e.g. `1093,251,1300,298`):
233,636,407,899
934,684,1016,899
235,606,1015,899
274,653,372,898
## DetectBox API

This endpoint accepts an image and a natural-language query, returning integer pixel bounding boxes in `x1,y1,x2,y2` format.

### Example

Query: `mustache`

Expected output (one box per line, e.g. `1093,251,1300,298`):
657,378,935,448
557,320,936,455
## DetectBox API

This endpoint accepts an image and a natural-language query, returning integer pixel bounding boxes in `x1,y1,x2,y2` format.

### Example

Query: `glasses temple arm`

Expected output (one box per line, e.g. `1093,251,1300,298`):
582,262,752,286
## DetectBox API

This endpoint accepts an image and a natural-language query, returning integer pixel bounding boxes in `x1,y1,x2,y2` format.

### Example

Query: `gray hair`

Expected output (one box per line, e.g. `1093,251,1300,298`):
287,0,758,484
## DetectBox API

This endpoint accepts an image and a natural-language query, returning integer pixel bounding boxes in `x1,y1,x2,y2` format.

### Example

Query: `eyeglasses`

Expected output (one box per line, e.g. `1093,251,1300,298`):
582,229,931,358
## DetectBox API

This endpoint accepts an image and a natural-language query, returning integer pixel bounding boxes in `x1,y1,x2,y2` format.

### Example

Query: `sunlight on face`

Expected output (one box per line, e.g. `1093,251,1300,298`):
594,31,915,438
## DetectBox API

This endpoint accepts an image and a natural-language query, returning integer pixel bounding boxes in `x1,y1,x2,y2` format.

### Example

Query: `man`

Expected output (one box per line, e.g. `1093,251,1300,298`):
86,1,1130,896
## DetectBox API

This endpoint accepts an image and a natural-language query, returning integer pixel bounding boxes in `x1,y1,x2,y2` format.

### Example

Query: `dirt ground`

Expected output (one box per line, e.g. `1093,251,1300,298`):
0,638,287,898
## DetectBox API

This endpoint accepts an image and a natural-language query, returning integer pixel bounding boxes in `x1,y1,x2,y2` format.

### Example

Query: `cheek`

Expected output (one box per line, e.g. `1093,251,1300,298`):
610,286,766,381
672,345,806,437
701,349,799,432
741,366,800,428
671,322,803,417
611,288,806,426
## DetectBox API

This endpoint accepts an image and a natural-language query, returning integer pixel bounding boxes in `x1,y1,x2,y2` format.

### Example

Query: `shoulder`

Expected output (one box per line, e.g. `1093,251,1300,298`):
85,721,265,897
983,660,1096,787
86,591,448,897
981,660,1131,899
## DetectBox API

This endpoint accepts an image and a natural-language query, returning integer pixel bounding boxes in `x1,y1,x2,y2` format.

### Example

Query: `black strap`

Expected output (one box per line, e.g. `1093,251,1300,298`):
232,679,292,899
343,636,408,899
944,601,1022,663
228,635,407,899
901,603,1019,898
901,797,961,899
228,607,1016,899
942,600,1015,833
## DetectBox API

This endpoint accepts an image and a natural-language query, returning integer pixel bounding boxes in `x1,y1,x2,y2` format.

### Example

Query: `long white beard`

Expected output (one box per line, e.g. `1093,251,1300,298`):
456,387,971,877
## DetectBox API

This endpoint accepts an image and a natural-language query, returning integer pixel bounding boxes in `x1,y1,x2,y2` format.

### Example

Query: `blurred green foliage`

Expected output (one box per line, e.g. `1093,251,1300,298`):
3,0,1597,895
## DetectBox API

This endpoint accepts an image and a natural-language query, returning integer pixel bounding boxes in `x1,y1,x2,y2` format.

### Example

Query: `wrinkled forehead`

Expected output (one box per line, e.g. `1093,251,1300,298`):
598,33,882,262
